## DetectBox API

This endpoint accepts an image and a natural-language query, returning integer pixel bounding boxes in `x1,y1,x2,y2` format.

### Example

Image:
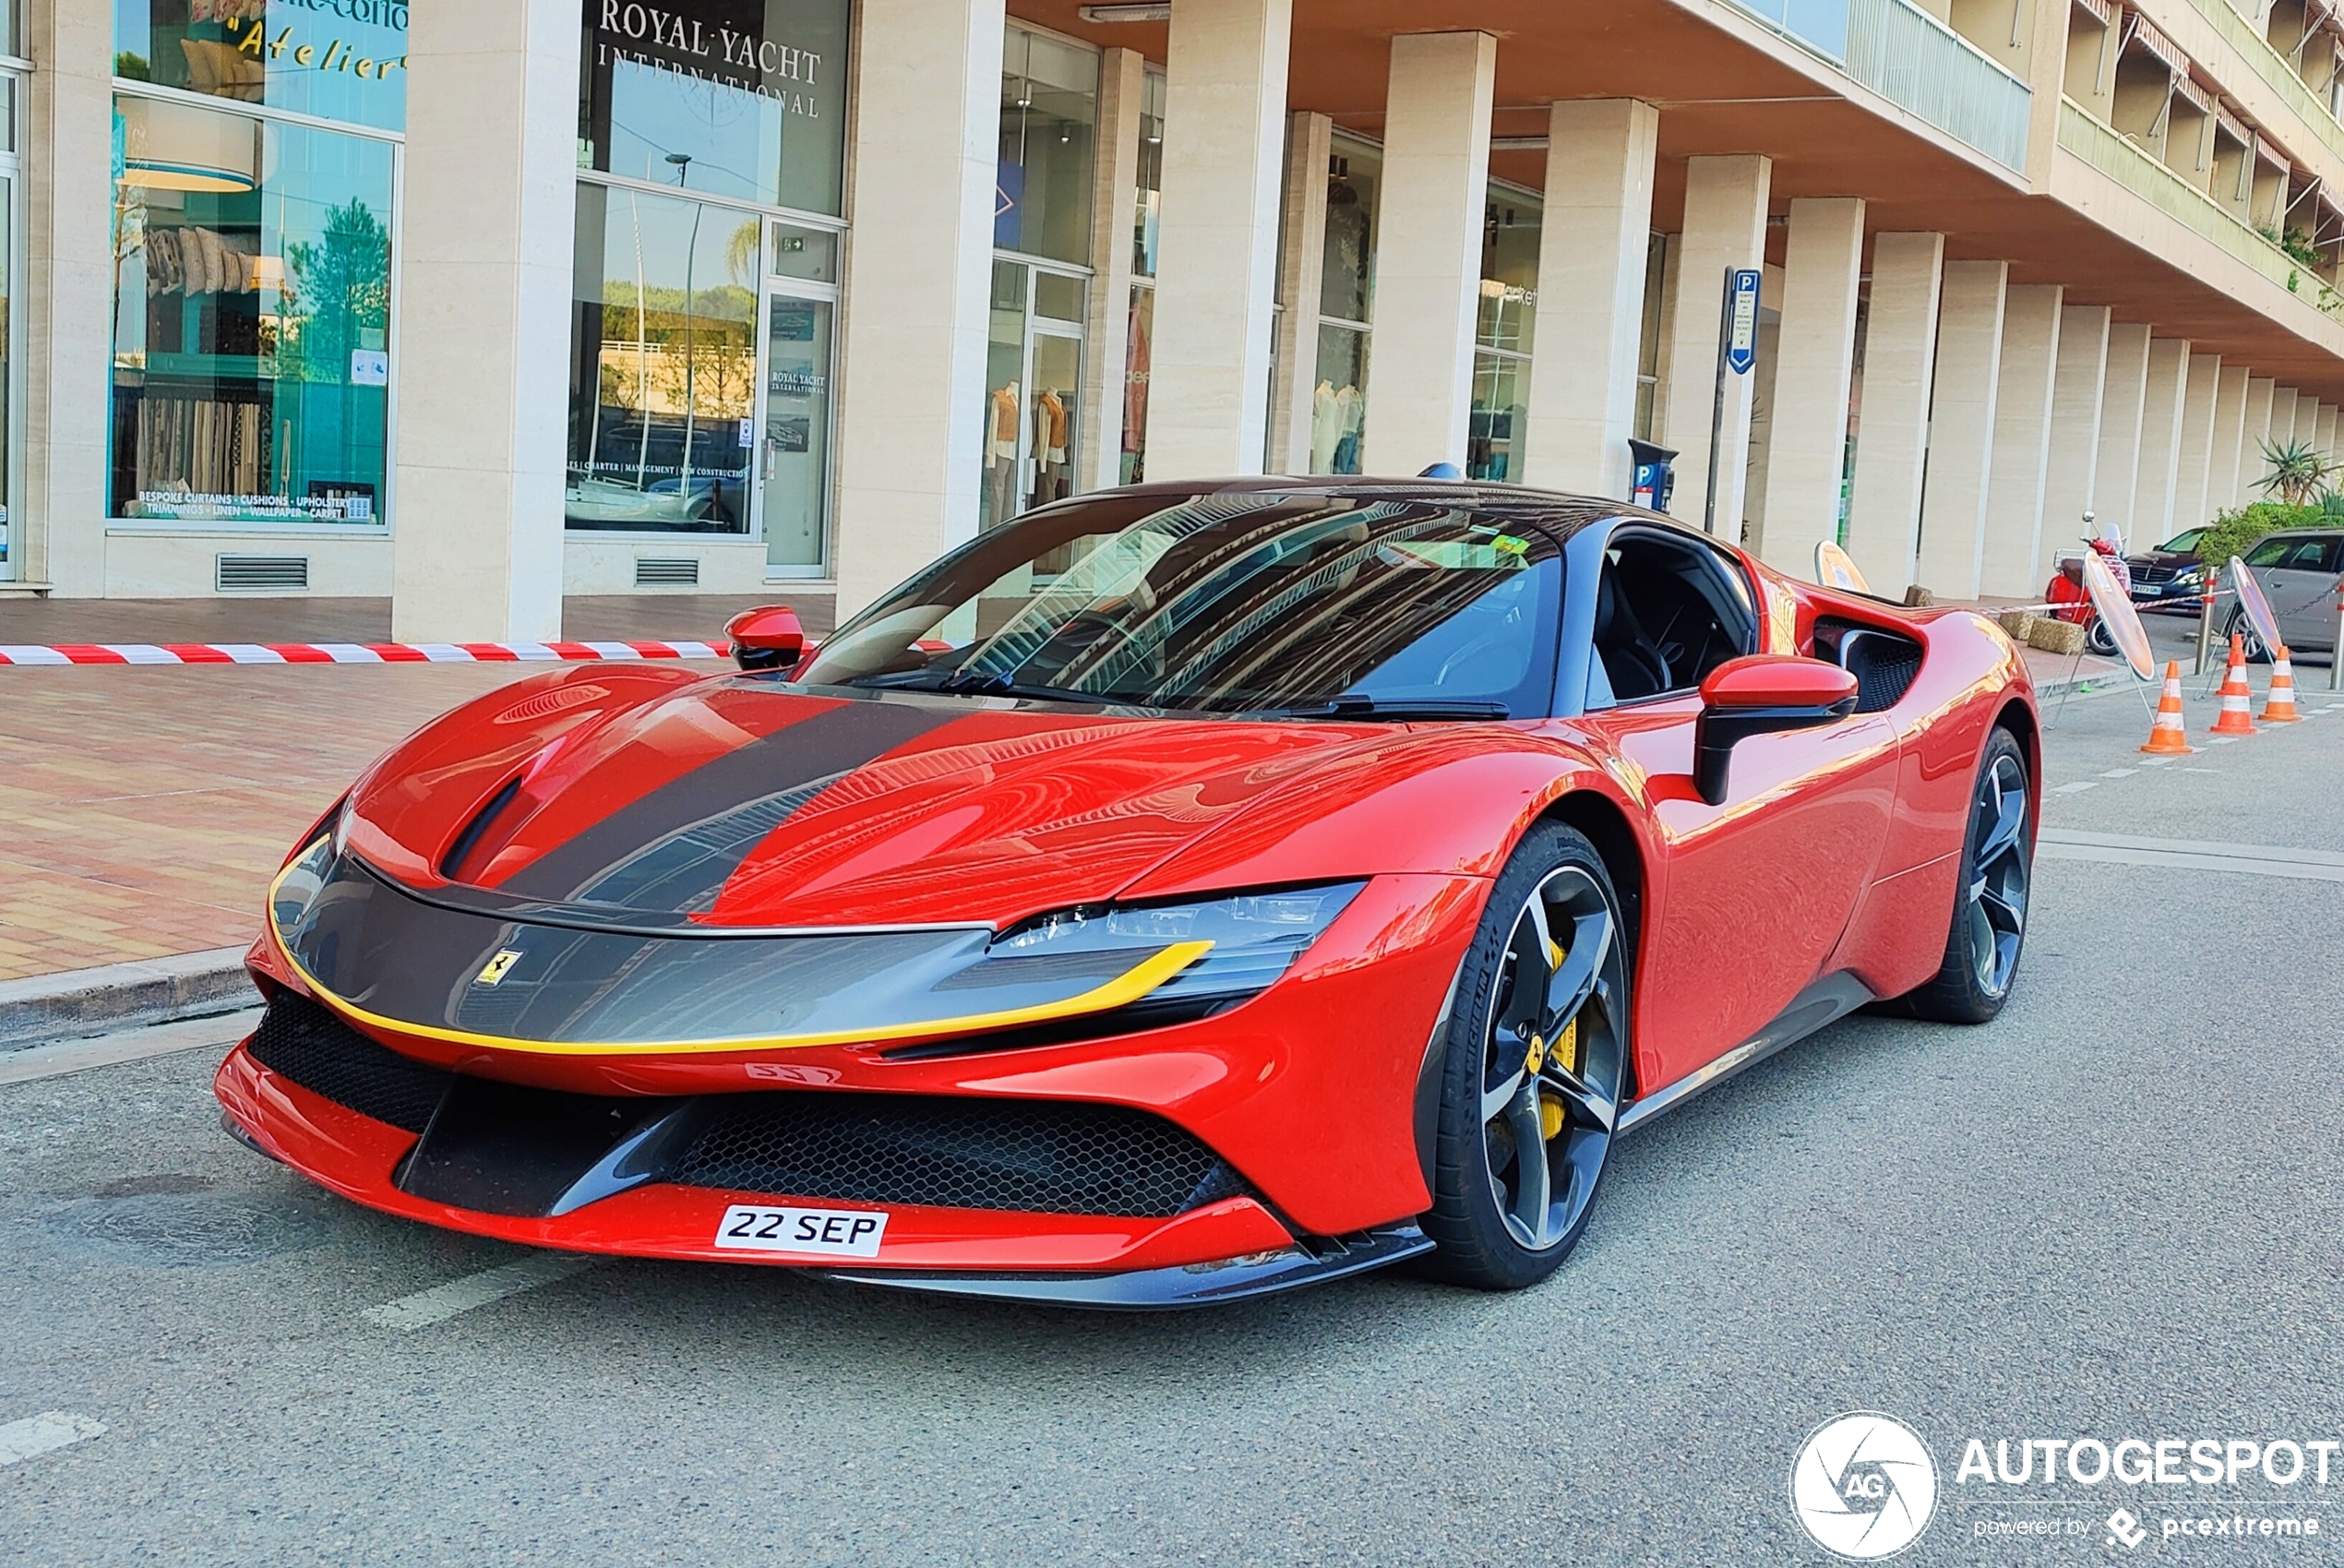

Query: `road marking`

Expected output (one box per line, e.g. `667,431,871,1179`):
361,1253,600,1331
2180,766,2220,773
2053,781,2099,794
2207,736,2237,746
2138,757,2176,767
0,1010,260,1087
2038,830,2344,883
2098,768,2138,779
0,1411,105,1466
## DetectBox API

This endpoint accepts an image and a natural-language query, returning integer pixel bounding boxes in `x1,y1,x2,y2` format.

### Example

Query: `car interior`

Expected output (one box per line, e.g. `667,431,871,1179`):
1587,530,1758,706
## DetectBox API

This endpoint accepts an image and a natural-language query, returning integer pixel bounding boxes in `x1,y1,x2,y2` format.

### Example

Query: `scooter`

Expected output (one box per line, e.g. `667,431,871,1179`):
2041,516,2130,659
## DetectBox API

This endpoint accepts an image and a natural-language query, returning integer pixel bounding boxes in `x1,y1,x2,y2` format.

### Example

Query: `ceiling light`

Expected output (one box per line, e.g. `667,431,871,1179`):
1080,3,1173,21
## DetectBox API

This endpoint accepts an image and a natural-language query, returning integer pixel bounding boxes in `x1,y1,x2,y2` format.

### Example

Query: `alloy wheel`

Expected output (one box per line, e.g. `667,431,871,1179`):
1476,867,1628,1251
1965,752,2029,999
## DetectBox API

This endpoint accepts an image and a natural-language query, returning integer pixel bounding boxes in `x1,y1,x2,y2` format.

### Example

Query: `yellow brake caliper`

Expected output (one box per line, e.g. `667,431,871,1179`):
1536,938,1581,1140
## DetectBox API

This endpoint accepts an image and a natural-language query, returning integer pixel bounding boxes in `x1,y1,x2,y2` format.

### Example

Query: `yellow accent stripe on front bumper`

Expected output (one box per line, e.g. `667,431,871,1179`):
265,856,1214,1058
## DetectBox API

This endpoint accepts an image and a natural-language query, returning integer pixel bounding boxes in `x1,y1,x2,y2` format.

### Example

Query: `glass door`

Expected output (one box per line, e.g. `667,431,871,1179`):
976,259,1085,530
756,288,833,574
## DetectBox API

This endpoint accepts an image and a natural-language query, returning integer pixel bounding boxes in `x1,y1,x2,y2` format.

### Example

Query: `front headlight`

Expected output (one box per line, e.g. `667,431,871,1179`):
990,882,1366,1003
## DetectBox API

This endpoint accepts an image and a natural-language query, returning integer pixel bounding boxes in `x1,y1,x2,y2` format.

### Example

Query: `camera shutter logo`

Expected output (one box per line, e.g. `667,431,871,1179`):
1789,1412,1939,1559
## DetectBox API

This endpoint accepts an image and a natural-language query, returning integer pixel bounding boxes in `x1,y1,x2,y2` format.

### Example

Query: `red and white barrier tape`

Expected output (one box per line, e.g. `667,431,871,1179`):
0,640,725,666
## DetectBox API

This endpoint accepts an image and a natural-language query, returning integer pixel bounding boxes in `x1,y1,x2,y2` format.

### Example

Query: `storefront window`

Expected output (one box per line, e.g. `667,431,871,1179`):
1634,233,1667,441
998,26,1096,267
1311,134,1379,476
580,0,849,216
108,94,393,524
113,0,408,134
566,183,759,533
759,290,831,569
1471,186,1539,483
977,259,1082,529
1132,66,1164,278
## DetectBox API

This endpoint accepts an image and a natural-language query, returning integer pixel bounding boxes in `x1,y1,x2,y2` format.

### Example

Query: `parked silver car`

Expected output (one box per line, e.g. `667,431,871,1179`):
2225,528,2342,658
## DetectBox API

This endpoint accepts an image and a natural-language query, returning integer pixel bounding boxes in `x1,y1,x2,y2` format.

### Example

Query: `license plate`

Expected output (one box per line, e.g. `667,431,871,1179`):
714,1203,888,1258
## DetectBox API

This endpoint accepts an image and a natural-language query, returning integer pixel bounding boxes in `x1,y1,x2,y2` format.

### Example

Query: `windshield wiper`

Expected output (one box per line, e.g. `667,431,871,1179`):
1250,696,1511,722
935,669,1117,704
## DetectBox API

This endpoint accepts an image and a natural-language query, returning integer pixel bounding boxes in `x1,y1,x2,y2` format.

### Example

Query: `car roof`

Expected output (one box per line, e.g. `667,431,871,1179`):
1075,474,1704,550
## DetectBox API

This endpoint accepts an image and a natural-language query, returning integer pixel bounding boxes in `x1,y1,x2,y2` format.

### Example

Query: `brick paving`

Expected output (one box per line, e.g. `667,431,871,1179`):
0,662,698,982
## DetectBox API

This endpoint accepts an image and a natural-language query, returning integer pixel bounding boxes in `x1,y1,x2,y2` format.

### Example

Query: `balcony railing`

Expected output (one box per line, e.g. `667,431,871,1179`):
1721,0,2031,173
2057,97,2343,319
2178,0,2344,171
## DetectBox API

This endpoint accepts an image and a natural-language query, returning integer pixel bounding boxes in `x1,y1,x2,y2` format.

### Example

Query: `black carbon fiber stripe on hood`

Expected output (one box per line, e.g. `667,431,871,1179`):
496,696,963,909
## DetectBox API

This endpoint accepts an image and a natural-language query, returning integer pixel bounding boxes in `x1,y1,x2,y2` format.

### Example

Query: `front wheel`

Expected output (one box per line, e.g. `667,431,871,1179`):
1419,823,1631,1291
2084,616,2118,658
1892,728,2031,1023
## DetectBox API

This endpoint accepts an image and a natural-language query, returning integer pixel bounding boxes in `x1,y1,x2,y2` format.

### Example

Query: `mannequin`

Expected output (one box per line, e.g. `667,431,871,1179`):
988,380,1020,523
1310,379,1341,473
1034,388,1069,504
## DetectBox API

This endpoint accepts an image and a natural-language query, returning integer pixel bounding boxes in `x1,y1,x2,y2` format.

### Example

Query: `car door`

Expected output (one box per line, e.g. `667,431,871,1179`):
2268,534,2341,650
1564,527,1900,1093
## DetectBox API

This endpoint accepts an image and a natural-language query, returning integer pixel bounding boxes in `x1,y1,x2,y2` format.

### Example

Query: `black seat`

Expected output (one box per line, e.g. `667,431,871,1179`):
1594,569,1671,700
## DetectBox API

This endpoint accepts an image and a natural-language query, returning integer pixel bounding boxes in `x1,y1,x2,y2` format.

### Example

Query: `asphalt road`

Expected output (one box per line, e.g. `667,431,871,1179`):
4,651,2340,1565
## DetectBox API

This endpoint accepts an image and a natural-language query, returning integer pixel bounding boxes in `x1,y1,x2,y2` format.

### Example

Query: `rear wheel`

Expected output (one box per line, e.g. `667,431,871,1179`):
1419,824,1630,1290
1893,728,2030,1024
2084,616,2118,658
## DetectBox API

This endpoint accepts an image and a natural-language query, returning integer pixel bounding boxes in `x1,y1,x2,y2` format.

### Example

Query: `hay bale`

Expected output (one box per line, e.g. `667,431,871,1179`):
1903,585,1934,607
2027,617,2087,656
1997,610,2039,641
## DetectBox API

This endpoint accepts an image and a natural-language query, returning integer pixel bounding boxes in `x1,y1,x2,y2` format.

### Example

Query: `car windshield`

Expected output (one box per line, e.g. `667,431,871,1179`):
2155,529,2203,553
796,491,1563,717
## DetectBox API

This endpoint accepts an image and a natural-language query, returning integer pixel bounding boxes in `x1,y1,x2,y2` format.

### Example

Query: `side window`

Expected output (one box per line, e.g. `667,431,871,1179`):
1586,531,1758,706
2279,537,2337,570
2243,537,2296,569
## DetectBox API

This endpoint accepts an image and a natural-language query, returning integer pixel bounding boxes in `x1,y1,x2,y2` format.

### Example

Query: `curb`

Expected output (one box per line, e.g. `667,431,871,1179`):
0,947,256,1051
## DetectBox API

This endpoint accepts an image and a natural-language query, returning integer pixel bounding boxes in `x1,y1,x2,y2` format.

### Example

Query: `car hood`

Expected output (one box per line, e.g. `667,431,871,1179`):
341,681,1455,930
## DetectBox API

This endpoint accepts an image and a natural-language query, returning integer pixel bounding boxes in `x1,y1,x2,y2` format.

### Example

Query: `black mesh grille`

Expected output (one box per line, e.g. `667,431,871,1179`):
247,991,453,1133
1818,620,1925,713
669,1092,1248,1217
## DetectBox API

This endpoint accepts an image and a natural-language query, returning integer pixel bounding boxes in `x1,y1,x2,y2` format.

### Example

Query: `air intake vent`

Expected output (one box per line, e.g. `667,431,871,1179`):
635,557,700,586
216,554,309,592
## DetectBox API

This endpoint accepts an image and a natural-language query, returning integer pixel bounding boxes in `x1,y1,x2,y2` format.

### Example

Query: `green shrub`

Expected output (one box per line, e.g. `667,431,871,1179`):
2197,501,2318,569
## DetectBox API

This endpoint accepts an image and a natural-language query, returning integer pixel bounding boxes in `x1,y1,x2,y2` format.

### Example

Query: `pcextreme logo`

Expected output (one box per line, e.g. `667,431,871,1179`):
1790,1412,1941,1560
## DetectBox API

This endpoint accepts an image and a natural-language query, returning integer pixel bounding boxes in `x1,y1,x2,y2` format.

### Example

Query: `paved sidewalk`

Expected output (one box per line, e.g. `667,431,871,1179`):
0,662,672,982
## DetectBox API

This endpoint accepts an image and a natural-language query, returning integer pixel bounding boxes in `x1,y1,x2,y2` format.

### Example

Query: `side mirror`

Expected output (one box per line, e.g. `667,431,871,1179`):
1692,655,1859,805
724,604,805,674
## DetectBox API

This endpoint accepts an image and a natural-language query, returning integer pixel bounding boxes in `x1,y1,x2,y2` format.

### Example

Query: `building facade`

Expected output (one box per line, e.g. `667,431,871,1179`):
5,0,2344,633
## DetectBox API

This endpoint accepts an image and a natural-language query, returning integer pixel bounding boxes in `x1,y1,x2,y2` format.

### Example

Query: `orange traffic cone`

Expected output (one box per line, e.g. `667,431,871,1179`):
2261,645,2303,722
2210,634,2258,736
2140,662,2195,754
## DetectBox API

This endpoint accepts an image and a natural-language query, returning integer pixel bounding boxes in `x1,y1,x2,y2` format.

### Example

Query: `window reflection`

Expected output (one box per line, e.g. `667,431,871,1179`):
113,0,409,133
998,27,1096,267
108,95,394,523
566,184,759,533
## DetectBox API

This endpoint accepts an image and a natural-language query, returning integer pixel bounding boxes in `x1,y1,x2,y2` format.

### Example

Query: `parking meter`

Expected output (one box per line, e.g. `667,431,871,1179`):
1629,439,1678,514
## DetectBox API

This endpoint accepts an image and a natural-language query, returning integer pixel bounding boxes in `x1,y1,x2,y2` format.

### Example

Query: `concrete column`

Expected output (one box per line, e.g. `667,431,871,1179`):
1079,48,1146,494
391,0,581,640
1147,0,1293,479
2240,377,2276,504
1360,31,1498,476
2039,304,2109,583
1752,199,1864,576
1913,260,2008,599
1657,155,1774,537
1844,233,1944,590
2131,340,2192,545
2094,324,2151,541
2268,387,2300,461
2317,403,2338,469
1266,112,1333,475
19,0,118,594
1522,98,1660,498
1979,285,2063,598
830,0,1005,617
2171,353,2222,539
2209,366,2250,521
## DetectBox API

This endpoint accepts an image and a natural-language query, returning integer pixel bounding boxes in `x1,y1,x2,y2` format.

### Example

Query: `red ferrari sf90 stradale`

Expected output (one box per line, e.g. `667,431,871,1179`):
218,479,2037,1305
